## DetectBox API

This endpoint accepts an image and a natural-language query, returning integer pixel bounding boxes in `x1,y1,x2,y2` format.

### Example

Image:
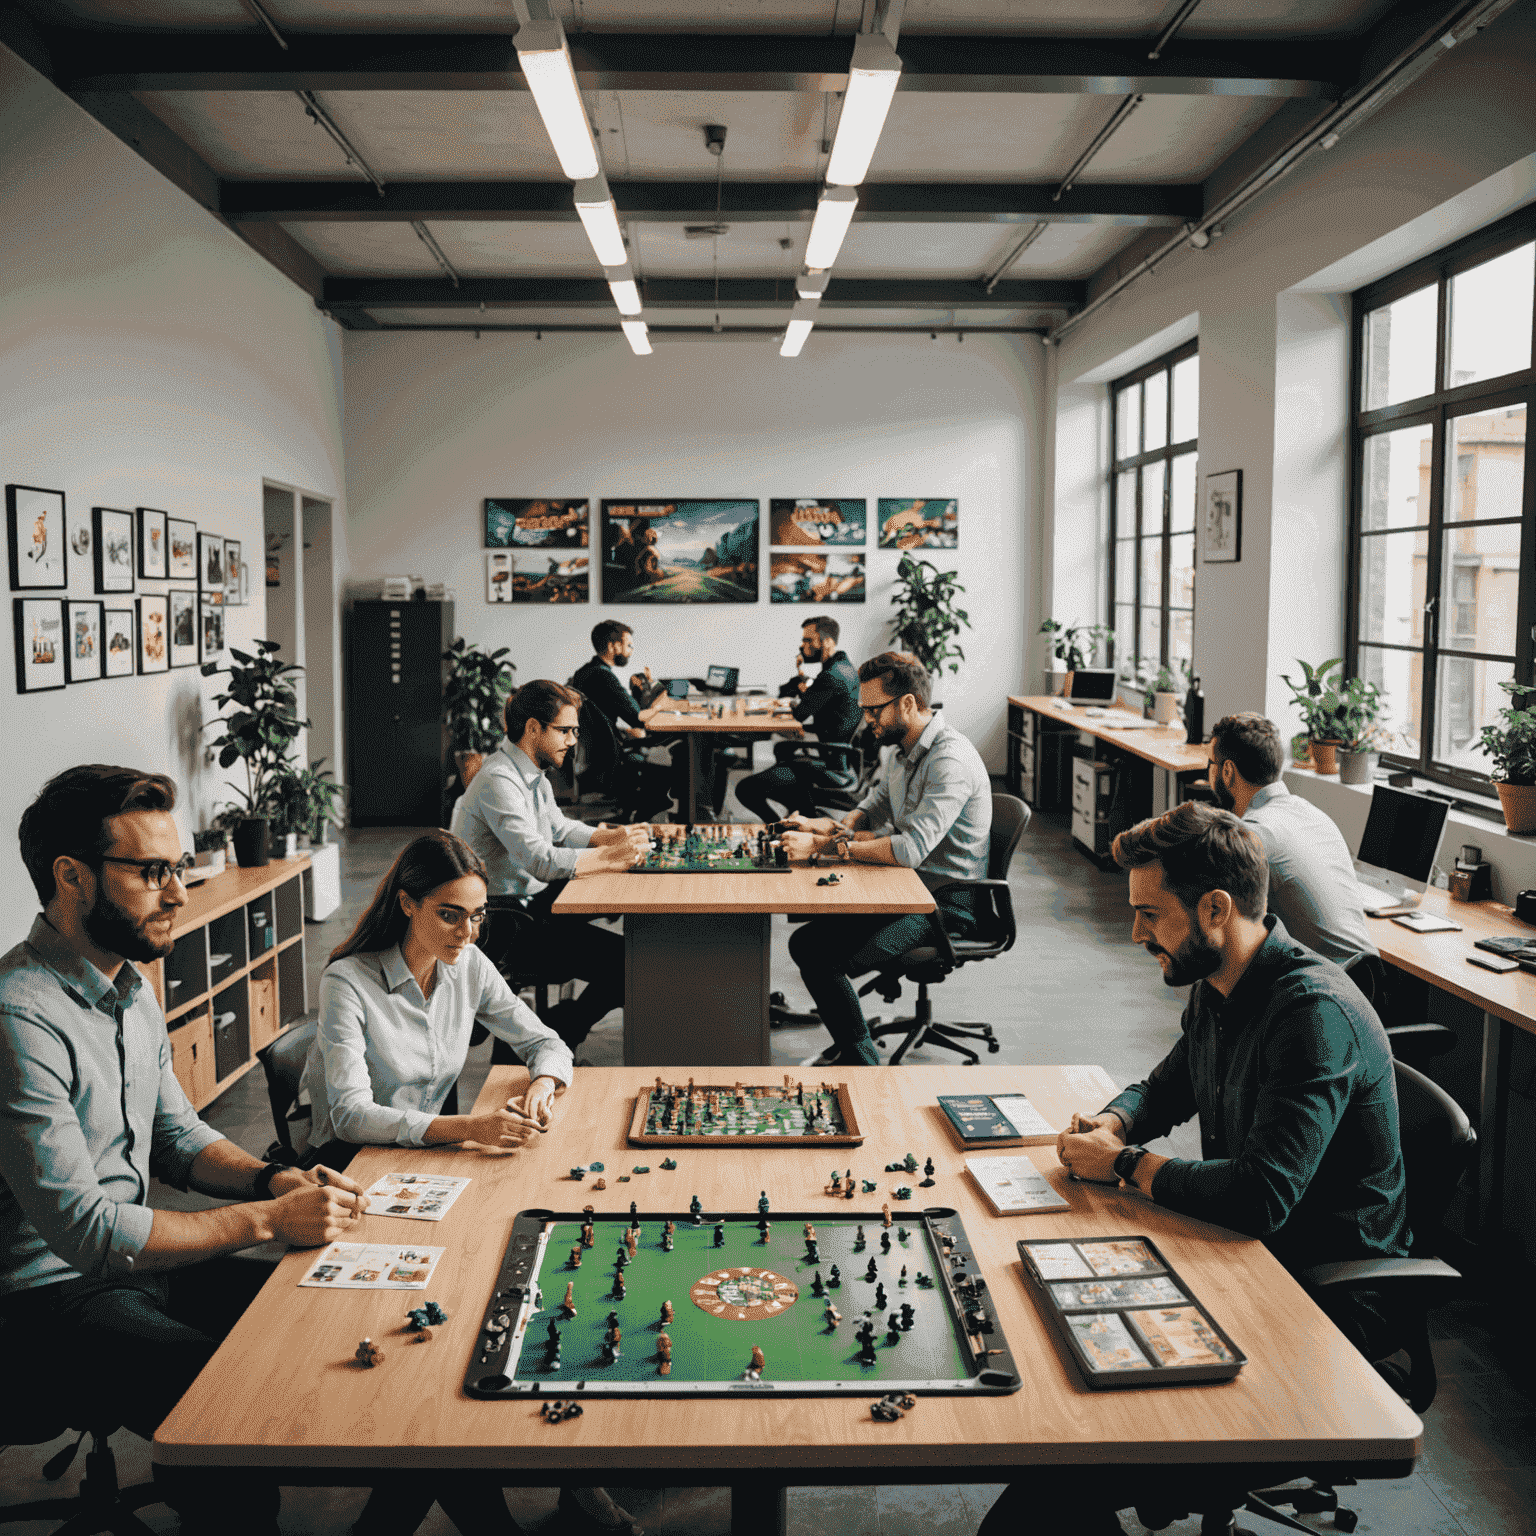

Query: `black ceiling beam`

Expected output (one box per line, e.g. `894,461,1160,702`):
52,30,1343,98
223,179,1201,228
320,276,1085,311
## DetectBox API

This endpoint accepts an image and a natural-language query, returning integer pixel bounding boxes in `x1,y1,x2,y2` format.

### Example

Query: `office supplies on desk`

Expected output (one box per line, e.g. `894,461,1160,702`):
1469,953,1520,973
1392,911,1463,934
1449,846,1492,903
1063,668,1117,704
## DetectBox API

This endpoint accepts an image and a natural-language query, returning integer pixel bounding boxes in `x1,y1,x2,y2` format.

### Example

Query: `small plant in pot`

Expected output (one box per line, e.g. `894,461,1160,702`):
1150,663,1183,726
265,759,345,856
1038,618,1110,696
1329,678,1387,785
1477,679,1536,834
443,638,517,813
1281,657,1345,773
892,555,970,700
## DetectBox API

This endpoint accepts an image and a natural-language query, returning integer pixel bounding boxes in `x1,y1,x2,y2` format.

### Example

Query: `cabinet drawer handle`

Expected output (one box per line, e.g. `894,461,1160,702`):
215,1012,237,1027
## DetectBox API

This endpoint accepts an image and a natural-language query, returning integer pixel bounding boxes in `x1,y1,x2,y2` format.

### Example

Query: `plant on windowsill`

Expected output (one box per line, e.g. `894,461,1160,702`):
443,638,517,812
1038,618,1111,696
1281,656,1345,773
892,554,970,697
1476,679,1536,833
1331,681,1388,784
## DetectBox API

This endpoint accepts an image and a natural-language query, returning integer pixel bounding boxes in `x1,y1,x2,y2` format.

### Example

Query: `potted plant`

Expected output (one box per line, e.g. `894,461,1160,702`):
201,640,308,867
1281,657,1344,773
1291,732,1314,770
1038,618,1111,696
1150,664,1182,726
1331,679,1387,784
1477,679,1536,833
891,555,970,696
444,638,517,803
265,759,346,855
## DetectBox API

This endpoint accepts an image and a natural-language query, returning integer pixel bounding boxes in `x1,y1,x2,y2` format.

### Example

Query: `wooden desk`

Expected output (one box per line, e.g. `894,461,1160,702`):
1009,695,1210,776
647,703,803,823
154,1065,1420,1534
553,836,933,1064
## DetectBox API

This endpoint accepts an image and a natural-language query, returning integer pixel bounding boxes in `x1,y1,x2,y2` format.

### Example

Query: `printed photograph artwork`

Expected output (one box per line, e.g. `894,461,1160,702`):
93,507,136,594
65,600,104,683
768,499,867,547
769,552,866,604
168,517,197,580
877,498,958,550
7,485,68,592
199,592,226,664
66,499,93,572
484,498,590,549
486,552,511,602
224,539,242,604
601,500,758,604
14,598,66,693
168,589,198,668
198,532,224,594
513,552,589,603
137,508,168,581
137,593,169,674
1202,469,1242,564
103,606,135,677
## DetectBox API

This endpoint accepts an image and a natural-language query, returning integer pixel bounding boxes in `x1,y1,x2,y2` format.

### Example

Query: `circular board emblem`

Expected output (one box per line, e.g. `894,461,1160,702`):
689,1267,799,1321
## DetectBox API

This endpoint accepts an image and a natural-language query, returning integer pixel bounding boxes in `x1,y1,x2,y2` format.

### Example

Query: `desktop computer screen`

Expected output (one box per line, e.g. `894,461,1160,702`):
705,665,739,694
1354,785,1450,907
1066,668,1117,704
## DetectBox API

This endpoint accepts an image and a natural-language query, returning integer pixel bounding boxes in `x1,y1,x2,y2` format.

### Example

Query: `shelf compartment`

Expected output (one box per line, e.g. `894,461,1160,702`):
277,939,307,1024
249,960,280,1054
211,980,250,1083
207,909,247,988
247,891,276,959
164,930,208,1015
169,1005,217,1108
274,872,304,942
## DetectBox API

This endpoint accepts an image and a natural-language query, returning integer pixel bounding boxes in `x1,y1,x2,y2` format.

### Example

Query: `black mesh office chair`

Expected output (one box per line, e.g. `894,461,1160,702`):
573,695,672,823
862,793,1031,1065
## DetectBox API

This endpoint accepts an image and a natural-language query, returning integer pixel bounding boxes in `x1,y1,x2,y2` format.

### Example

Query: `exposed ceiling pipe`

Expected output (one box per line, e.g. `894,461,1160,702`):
355,322,1049,337
983,222,1050,293
1147,1,1202,61
411,222,461,287
1054,95,1142,200
237,0,288,50
297,91,386,196
1051,0,1521,343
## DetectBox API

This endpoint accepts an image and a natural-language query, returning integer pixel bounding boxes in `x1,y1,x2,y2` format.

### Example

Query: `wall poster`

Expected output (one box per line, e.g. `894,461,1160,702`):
601,500,758,603
14,597,66,692
1201,469,1242,564
484,499,589,549
199,593,226,664
169,589,198,668
65,599,104,683
103,606,135,677
770,552,866,604
168,517,197,580
198,533,224,594
877,498,958,550
93,507,136,594
137,592,169,674
768,499,867,547
7,486,67,591
138,508,169,580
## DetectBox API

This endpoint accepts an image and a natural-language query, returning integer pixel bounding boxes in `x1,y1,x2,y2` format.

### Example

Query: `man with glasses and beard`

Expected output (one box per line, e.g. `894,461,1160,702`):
778,652,990,1066
0,766,370,1535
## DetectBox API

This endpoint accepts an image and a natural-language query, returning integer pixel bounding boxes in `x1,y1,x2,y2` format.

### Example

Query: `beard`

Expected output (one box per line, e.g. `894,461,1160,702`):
533,739,568,772
85,885,175,961
1145,929,1224,988
1210,774,1236,812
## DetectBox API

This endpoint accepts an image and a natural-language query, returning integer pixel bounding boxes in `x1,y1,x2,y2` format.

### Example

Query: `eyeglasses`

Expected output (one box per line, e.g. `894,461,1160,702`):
548,724,580,740
435,907,487,931
98,853,195,890
860,696,899,722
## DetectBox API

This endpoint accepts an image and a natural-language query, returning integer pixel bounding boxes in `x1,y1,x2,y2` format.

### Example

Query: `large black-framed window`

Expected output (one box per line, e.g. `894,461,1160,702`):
1109,340,1199,680
1348,208,1535,794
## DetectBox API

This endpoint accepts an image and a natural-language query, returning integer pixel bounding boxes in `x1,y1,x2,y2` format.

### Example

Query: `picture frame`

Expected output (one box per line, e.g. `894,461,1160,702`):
66,499,94,575
600,500,759,604
484,498,590,549
877,498,958,550
168,588,198,668
168,516,198,580
65,599,104,683
199,592,226,664
103,605,135,677
7,485,68,591
769,552,866,603
223,538,242,605
137,592,169,674
198,532,225,594
768,499,867,547
93,507,136,594
138,507,169,581
13,597,67,692
1201,469,1242,564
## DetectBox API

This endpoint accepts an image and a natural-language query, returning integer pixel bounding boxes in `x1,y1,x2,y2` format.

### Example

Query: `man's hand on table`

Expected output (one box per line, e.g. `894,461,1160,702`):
577,826,652,873
781,812,839,837
780,830,822,862
265,1171,372,1245
1056,1112,1127,1183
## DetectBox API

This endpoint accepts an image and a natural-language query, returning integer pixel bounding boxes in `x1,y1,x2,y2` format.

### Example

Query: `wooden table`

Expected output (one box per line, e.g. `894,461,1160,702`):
154,1065,1421,1535
646,702,803,823
553,838,934,1065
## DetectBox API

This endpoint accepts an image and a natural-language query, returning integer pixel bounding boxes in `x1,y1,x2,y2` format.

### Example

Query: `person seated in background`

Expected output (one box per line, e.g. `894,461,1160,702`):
1207,711,1382,999
780,652,991,1066
572,618,676,820
980,801,1410,1536
451,680,650,1053
0,765,368,1536
736,614,861,824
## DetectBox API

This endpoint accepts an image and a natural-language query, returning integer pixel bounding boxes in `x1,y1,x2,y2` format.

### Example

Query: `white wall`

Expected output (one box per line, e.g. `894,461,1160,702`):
342,331,1044,767
0,47,346,939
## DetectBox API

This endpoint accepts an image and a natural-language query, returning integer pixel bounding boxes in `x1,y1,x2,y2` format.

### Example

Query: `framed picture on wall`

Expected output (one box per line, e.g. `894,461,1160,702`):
198,533,224,594
511,552,588,602
168,589,198,668
600,500,758,604
484,498,589,548
8,486,68,591
65,600,104,683
768,499,867,547
13,598,66,693
1201,469,1242,564
168,517,197,580
769,552,865,604
199,592,226,664
103,605,135,677
223,539,242,605
138,508,169,580
66,498,93,575
137,592,168,674
93,507,136,594
877,498,958,550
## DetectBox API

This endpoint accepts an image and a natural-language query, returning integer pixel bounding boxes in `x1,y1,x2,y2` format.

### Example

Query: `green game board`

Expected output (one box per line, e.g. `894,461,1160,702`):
465,1210,1020,1399
629,1079,863,1146
629,827,792,874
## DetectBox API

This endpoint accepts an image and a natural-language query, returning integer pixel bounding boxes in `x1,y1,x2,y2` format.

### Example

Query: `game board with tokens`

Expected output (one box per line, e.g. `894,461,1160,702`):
629,823,793,873
628,1076,864,1147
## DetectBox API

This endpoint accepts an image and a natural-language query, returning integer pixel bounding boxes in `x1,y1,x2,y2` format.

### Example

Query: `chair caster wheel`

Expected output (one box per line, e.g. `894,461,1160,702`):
1335,1510,1359,1532
987,1042,1000,1052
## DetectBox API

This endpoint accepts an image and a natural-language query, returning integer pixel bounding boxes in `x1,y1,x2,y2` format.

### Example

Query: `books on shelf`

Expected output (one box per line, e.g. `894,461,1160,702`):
938,1092,1058,1148
965,1155,1071,1215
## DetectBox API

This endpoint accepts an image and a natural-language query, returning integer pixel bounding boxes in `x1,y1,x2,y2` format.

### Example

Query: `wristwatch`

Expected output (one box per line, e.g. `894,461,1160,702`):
252,1161,286,1200
1112,1144,1150,1185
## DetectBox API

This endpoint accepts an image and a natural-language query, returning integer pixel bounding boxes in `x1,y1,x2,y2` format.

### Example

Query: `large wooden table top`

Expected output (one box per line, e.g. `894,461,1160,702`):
648,705,804,735
154,1065,1420,1473
1010,694,1211,774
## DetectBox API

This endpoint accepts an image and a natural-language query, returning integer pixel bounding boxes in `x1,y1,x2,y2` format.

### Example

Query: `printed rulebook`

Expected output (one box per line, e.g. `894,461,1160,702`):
363,1171,471,1222
938,1092,1058,1148
298,1242,446,1290
965,1156,1072,1215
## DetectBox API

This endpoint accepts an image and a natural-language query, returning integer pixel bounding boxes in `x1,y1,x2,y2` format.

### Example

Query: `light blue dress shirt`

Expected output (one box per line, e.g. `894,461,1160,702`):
0,917,223,1295
854,714,991,889
304,942,574,1148
450,736,595,897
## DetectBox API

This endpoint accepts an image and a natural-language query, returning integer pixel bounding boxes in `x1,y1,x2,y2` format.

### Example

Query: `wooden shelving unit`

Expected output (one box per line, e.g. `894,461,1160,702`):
140,857,310,1111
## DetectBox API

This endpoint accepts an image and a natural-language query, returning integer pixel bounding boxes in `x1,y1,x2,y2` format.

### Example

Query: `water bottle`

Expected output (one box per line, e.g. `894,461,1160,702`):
1184,675,1205,744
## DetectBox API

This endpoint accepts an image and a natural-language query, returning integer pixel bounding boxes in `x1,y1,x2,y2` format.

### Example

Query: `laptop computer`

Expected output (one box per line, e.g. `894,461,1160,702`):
705,665,740,695
1061,668,1117,706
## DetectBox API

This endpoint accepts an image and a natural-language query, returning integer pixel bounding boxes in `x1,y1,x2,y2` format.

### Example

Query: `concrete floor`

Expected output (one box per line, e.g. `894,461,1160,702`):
2,797,1531,1536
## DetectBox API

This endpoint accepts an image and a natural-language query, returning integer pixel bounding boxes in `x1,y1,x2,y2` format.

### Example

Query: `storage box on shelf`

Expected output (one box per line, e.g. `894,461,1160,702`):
141,857,310,1111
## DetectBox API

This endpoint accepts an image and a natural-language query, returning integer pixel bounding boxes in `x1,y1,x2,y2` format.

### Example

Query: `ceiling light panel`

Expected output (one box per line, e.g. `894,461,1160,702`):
620,318,653,355
804,188,858,270
515,19,602,181
573,178,630,266
825,33,902,187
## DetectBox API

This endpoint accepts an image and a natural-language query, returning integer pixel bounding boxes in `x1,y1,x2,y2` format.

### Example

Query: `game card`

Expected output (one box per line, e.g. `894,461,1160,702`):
1049,1276,1186,1310
1077,1239,1162,1276
1022,1241,1094,1280
298,1242,446,1289
1067,1311,1153,1372
1127,1306,1237,1367
966,1156,1070,1214
363,1172,470,1221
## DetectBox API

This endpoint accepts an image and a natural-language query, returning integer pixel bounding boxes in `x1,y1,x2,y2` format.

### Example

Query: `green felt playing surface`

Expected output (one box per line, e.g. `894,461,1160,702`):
642,1085,849,1138
513,1215,969,1386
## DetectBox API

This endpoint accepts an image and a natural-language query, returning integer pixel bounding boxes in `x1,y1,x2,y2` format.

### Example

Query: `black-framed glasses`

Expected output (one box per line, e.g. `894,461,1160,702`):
860,696,899,722
98,853,195,890
549,724,580,740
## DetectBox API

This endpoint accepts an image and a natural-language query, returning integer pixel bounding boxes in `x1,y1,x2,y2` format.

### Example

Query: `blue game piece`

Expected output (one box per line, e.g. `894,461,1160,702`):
893,1186,913,1200
661,1158,677,1170
590,1162,604,1172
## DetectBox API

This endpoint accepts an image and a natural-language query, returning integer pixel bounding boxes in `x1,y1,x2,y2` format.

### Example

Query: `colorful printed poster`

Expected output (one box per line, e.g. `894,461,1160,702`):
768,498,867,546
769,552,865,603
602,500,758,603
878,498,958,549
485,499,590,548
512,551,589,603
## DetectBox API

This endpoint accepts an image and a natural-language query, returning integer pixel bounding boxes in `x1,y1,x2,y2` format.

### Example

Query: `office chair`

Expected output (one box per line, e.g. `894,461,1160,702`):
862,794,1031,1065
575,696,673,823
477,900,574,1063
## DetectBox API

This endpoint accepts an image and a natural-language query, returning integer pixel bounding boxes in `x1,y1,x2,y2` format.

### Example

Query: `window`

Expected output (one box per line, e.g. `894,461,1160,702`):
1348,209,1534,793
1109,341,1198,681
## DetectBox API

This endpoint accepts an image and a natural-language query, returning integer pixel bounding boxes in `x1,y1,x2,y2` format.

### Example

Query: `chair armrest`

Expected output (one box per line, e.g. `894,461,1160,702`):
1302,1256,1462,1288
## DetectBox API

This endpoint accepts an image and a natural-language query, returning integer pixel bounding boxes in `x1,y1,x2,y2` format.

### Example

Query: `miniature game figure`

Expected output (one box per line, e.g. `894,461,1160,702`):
811,1270,824,1296
758,1218,771,1243
893,1186,912,1200
614,1271,627,1300
854,1224,865,1248
630,1200,638,1218
845,1169,855,1199
828,1264,841,1287
749,1345,765,1375
823,1303,842,1328
569,1245,583,1268
805,1238,819,1264
547,1319,562,1346
920,1158,936,1187
804,1221,816,1241
903,1153,919,1174
899,1266,908,1285
757,1191,770,1215
900,1302,915,1330
616,1246,629,1270
661,1300,674,1324
633,1166,649,1175
593,1178,606,1190
880,1230,891,1255
861,1179,877,1193
916,1271,934,1289
829,1170,843,1195
581,1219,595,1248
355,1338,383,1368
897,1226,909,1242
713,1221,725,1247
662,1227,674,1252
605,1323,623,1356
570,1167,587,1180
656,1333,672,1375
590,1162,604,1173
625,1230,638,1259
874,1282,887,1312
865,1258,878,1283
871,1397,901,1421
660,1158,677,1170
561,1282,577,1317
855,1317,877,1363
406,1303,446,1332
887,1313,902,1344
689,1194,702,1215
881,1202,892,1228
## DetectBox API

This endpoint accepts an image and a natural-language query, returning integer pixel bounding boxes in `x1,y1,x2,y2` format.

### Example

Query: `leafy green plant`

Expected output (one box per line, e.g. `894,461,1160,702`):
1477,680,1536,786
890,555,970,678
265,759,346,841
444,638,517,755
1327,677,1386,751
1151,664,1178,694
1039,618,1111,673
1280,657,1344,740
202,640,308,819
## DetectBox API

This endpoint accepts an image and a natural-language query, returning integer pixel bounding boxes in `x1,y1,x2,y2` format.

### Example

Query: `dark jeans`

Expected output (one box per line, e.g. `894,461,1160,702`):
0,1258,280,1535
787,887,978,1064
736,742,851,822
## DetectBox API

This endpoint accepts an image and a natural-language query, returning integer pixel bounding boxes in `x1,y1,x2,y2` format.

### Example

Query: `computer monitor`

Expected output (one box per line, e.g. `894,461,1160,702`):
1066,668,1117,704
705,665,739,695
1353,785,1451,912
666,677,690,700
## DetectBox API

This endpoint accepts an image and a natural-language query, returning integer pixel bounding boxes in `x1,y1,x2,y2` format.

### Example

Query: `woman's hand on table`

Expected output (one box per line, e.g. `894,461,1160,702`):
465,1106,542,1150
513,1075,560,1128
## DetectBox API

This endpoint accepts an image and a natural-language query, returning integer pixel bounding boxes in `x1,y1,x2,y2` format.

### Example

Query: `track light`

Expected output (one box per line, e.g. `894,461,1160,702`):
515,19,600,180
780,299,818,358
574,176,628,266
825,34,902,187
620,318,652,356
606,264,643,315
804,188,858,270
796,271,830,300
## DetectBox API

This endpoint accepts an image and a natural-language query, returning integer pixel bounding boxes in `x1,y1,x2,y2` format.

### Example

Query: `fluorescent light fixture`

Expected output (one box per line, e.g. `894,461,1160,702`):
796,271,830,300
825,34,902,188
606,266,643,314
620,318,652,356
515,19,600,181
779,299,819,358
574,176,628,266
804,187,858,270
